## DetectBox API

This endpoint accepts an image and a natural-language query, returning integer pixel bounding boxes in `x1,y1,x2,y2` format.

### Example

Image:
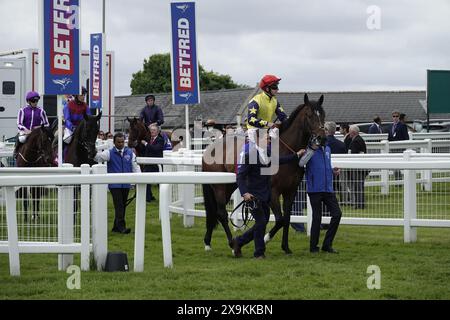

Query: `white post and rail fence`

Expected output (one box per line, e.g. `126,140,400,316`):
1,150,450,276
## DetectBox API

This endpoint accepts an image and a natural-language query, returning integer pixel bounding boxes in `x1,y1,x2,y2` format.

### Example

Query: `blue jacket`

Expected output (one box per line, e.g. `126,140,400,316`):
139,105,164,126
388,121,409,141
326,135,347,154
107,147,134,189
237,143,297,203
368,123,383,134
305,146,334,193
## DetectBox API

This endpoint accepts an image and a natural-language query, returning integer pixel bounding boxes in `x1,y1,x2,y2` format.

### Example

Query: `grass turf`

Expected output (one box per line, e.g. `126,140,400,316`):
1,186,450,300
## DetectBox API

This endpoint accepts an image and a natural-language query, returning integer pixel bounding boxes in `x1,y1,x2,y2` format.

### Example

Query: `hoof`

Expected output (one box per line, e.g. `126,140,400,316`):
264,233,271,244
282,247,293,255
204,245,212,251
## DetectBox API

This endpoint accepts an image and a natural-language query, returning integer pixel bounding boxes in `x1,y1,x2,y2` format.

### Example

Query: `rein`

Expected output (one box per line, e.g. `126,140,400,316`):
230,199,257,229
17,152,45,164
278,136,297,154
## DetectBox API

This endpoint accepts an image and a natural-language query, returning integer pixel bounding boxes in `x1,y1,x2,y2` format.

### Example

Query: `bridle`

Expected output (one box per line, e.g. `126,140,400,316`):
129,120,149,147
18,132,52,166
79,122,98,160
278,104,325,155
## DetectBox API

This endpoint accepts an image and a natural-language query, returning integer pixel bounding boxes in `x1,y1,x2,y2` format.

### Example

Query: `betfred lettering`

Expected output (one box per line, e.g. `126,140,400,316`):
177,18,192,90
92,44,100,97
51,0,76,74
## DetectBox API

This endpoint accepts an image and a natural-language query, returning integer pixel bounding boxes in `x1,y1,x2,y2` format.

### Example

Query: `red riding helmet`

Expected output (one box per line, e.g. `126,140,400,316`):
259,74,281,90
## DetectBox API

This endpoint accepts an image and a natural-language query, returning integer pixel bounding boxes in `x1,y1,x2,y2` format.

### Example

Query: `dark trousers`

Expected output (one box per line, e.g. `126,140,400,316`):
351,170,368,208
236,201,270,257
144,164,159,201
308,192,342,250
110,188,130,231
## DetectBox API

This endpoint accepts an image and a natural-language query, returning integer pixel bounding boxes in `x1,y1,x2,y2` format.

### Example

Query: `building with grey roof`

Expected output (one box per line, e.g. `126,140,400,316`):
114,89,450,131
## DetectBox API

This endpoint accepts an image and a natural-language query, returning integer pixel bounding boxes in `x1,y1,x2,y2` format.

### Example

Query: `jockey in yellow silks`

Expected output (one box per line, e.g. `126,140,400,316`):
247,75,287,142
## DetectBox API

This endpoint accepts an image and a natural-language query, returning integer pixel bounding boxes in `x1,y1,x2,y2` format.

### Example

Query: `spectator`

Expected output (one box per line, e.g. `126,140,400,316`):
137,124,165,202
368,116,383,134
388,110,409,141
94,132,141,234
388,110,409,182
96,130,106,148
348,125,368,209
139,95,164,128
305,139,342,254
326,121,347,154
340,123,352,151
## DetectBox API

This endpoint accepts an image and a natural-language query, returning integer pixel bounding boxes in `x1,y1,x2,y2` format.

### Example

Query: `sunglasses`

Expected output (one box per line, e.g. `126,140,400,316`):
30,98,40,103
392,115,399,118
269,85,279,90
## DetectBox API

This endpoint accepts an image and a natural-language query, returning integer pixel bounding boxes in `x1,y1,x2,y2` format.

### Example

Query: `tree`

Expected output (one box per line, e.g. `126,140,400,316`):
130,53,247,94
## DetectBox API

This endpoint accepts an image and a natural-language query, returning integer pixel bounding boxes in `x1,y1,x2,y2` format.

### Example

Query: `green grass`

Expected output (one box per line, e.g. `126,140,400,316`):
1,186,450,300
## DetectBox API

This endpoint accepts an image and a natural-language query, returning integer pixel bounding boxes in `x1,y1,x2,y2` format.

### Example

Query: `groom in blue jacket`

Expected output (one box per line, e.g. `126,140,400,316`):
305,142,342,253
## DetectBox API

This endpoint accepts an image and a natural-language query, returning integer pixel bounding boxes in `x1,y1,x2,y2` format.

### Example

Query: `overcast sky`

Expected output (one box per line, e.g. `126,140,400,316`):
1,0,449,96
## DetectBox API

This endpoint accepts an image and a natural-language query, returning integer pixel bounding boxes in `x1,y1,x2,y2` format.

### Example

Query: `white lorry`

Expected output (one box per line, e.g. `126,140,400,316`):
0,48,115,141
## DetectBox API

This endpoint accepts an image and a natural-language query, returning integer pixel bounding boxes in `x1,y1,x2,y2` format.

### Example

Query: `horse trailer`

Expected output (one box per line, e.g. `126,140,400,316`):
0,48,115,141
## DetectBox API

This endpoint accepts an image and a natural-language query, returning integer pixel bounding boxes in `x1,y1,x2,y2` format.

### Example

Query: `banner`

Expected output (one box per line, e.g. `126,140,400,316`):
40,0,81,95
89,33,105,109
170,2,200,105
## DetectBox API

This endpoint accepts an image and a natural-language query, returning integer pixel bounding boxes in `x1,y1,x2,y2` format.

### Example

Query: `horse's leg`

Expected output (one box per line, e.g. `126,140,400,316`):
265,192,283,244
31,187,41,221
280,192,296,254
16,187,28,223
217,184,237,248
203,184,218,250
73,186,80,224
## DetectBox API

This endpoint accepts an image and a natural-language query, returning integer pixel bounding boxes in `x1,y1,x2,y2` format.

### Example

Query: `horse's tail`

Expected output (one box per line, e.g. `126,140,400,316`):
202,184,219,230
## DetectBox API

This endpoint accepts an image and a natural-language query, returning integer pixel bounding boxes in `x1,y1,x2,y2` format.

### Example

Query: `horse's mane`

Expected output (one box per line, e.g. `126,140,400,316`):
73,115,97,140
74,119,86,139
26,126,53,146
279,100,325,133
279,104,306,133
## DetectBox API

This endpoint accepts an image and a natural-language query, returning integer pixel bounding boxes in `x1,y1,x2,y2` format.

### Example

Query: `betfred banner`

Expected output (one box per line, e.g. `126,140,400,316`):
170,2,200,105
39,0,81,95
89,33,105,109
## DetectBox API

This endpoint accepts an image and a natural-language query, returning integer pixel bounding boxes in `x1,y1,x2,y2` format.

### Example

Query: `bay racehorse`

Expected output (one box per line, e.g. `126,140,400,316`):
16,124,55,221
64,112,102,167
202,93,326,254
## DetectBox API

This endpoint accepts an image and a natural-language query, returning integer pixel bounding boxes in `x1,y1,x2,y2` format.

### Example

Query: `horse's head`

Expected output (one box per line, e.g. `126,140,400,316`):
279,93,326,151
39,125,55,165
81,112,101,160
302,93,326,144
127,117,148,148
17,124,54,167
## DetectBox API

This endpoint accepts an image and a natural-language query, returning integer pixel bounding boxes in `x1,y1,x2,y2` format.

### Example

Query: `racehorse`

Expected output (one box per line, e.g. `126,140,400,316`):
15,124,55,221
126,117,181,155
202,93,326,254
64,112,102,167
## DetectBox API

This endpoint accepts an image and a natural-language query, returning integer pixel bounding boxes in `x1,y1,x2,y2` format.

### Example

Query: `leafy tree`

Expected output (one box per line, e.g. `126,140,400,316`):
130,53,247,94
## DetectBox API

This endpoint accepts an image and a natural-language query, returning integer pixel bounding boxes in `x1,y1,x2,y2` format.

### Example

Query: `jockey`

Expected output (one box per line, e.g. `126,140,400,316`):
246,75,288,143
15,91,50,153
63,87,91,144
